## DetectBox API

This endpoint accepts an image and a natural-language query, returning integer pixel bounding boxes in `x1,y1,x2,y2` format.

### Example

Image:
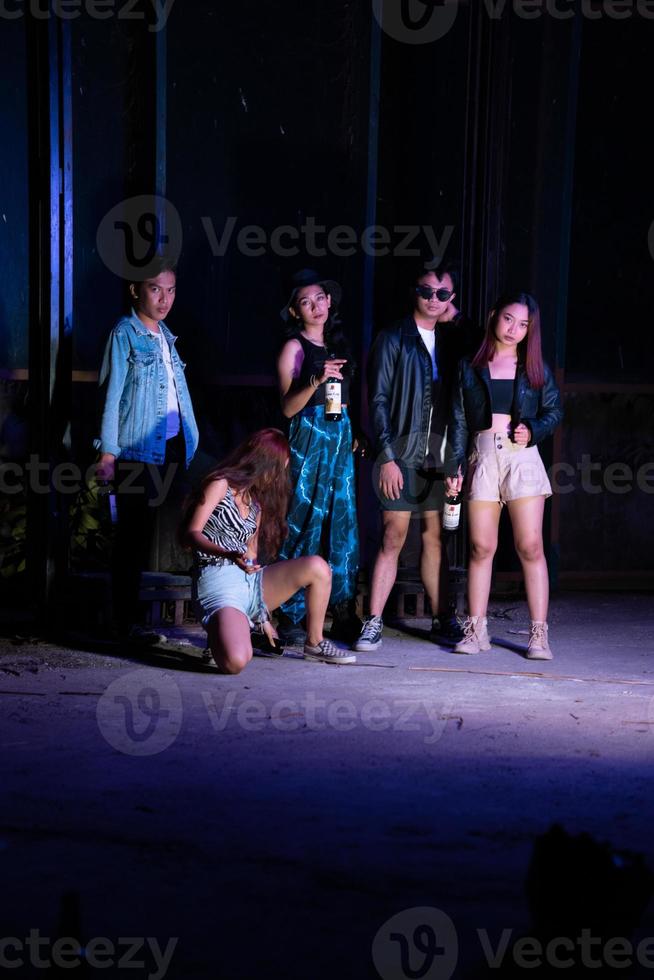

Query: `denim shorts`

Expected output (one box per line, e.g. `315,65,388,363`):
467,432,552,505
192,561,267,628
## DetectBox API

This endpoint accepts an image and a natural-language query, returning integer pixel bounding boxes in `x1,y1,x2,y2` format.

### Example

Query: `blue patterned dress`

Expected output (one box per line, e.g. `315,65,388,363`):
279,335,360,623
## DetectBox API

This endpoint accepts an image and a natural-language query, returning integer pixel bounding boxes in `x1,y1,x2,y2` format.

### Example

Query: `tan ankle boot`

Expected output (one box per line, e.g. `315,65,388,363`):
527,621,553,660
454,616,491,655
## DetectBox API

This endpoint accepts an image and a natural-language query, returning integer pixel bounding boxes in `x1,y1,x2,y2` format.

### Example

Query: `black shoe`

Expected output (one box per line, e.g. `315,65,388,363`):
430,612,463,643
328,599,363,645
119,625,168,647
275,612,307,647
251,628,285,658
353,615,384,651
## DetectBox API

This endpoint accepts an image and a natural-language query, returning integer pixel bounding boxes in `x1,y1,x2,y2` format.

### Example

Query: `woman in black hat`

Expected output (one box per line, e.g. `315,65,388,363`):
275,269,361,645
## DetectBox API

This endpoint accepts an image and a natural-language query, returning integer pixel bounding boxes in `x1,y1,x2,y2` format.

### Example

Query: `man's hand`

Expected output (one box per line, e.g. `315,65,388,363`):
379,460,404,501
96,453,116,484
437,301,460,323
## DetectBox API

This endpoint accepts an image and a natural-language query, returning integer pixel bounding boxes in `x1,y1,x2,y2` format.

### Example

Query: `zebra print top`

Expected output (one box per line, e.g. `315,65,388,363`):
196,485,260,568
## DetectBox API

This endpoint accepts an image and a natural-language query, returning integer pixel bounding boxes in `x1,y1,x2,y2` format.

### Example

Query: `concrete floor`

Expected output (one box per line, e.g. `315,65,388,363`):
1,592,654,979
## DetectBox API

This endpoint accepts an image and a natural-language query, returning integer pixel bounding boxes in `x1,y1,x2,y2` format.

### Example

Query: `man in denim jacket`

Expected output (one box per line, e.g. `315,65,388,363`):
95,258,199,642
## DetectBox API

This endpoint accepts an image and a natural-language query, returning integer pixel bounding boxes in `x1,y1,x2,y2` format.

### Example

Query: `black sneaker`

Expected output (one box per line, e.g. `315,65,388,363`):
328,599,363,645
430,612,463,643
251,625,285,658
275,613,307,647
353,615,384,651
123,625,168,647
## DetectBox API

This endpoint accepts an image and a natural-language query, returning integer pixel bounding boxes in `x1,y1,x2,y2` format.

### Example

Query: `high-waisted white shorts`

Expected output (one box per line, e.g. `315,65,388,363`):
466,431,552,505
192,560,267,628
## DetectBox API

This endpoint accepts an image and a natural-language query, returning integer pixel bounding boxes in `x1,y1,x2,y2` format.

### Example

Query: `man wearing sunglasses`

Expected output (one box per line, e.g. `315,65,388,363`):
355,263,481,652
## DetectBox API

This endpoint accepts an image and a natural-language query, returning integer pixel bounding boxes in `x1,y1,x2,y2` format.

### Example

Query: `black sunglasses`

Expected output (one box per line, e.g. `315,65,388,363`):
415,285,453,302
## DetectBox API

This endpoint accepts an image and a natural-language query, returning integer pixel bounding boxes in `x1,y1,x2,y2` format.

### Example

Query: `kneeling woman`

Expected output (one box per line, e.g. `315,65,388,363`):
445,293,563,660
182,429,355,672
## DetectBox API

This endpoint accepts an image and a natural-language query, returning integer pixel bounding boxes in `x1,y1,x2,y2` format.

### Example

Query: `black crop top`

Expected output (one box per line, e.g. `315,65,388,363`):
294,334,352,409
490,378,514,415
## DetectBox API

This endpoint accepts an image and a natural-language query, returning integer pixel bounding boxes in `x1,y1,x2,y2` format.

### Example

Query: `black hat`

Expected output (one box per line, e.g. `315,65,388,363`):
280,268,342,322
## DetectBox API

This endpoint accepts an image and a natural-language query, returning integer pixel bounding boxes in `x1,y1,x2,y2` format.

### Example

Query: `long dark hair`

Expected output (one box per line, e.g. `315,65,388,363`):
472,291,545,388
180,429,291,560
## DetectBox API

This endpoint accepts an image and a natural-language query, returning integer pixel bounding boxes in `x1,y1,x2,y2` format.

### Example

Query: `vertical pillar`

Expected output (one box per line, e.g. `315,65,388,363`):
26,11,73,620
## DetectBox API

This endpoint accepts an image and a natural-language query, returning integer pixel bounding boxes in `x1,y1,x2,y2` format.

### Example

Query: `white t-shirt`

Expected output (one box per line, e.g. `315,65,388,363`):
417,325,438,380
152,330,181,440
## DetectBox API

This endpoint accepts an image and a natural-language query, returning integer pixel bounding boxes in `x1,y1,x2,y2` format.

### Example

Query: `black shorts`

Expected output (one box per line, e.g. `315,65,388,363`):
377,460,445,513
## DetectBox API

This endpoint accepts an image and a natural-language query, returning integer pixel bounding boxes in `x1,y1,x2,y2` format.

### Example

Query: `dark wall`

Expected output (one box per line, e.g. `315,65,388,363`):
166,0,371,383
0,20,29,372
566,17,654,383
2,4,653,589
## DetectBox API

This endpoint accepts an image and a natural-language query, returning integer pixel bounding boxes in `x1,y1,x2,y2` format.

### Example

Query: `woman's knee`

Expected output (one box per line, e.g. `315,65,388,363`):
515,538,544,563
469,539,496,562
305,555,331,583
217,645,253,675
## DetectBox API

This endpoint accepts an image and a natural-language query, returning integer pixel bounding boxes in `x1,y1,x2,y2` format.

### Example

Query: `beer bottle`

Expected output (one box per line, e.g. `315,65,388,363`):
324,352,342,422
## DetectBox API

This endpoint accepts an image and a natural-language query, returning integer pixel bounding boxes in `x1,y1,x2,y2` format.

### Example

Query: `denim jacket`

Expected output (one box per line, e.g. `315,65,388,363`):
95,310,199,467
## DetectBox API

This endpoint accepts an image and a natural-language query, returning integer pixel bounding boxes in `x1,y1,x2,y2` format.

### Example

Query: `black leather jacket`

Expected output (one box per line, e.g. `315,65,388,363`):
446,358,563,476
368,314,482,467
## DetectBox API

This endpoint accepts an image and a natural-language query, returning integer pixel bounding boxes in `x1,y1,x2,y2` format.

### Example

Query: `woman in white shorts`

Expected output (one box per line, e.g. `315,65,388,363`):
445,292,563,660
181,429,355,673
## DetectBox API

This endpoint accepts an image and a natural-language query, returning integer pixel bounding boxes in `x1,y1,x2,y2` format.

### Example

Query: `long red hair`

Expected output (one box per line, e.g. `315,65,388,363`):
472,292,545,388
181,428,291,561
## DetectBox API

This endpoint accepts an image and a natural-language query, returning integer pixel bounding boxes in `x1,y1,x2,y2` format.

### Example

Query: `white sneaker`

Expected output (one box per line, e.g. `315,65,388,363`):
303,638,356,665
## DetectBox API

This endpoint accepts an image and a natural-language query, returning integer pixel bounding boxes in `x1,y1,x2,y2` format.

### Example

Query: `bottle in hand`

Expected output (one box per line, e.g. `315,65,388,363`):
442,490,462,531
324,352,342,422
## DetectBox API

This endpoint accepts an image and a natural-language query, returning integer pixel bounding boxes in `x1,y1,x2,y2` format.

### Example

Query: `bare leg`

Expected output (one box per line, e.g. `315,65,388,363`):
207,607,253,675
368,511,411,617
419,510,447,615
263,557,332,646
466,501,502,617
507,496,548,621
